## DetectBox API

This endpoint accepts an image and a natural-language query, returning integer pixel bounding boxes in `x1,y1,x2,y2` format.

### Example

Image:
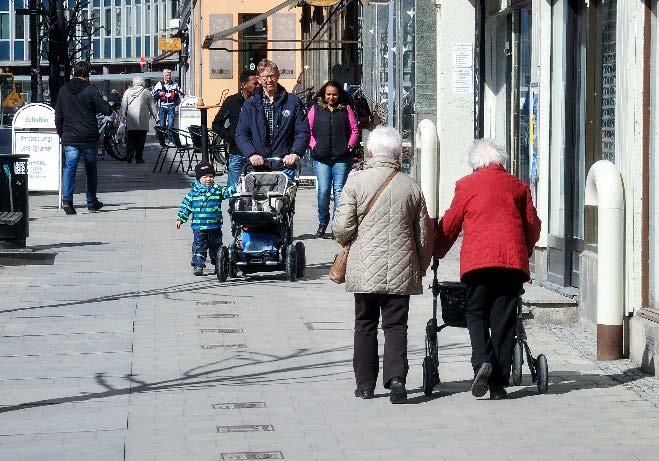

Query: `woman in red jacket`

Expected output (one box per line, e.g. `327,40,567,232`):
434,139,541,400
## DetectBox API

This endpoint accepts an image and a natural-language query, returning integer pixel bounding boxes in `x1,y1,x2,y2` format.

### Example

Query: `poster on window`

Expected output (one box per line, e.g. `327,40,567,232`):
209,14,233,79
272,13,296,80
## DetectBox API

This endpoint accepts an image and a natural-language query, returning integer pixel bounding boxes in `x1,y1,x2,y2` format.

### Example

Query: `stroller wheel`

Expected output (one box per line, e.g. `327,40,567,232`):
285,244,297,282
422,356,437,396
512,342,523,386
536,354,549,394
216,246,229,282
228,247,238,278
294,241,306,278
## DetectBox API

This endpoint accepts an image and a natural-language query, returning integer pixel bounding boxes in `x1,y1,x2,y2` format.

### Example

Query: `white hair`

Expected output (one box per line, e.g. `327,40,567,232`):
132,75,145,87
468,139,508,170
366,126,402,159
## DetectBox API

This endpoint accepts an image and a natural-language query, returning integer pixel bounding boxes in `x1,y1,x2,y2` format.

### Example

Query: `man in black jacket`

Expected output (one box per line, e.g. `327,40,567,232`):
212,69,259,187
55,61,112,215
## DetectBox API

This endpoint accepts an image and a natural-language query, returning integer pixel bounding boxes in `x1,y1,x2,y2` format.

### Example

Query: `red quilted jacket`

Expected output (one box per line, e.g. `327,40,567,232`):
434,164,541,281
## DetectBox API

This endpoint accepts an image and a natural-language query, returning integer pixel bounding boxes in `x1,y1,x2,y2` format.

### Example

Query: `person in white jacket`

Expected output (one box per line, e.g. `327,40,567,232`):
121,76,159,164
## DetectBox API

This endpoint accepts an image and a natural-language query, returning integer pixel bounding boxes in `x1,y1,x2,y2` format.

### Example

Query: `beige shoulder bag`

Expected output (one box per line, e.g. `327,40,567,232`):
329,169,398,284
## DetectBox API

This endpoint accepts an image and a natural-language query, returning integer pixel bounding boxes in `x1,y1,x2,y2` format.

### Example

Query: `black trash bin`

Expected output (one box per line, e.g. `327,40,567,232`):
0,154,29,249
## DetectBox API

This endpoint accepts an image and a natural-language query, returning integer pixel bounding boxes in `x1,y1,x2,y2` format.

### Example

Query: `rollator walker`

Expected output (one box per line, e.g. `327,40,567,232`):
422,257,549,396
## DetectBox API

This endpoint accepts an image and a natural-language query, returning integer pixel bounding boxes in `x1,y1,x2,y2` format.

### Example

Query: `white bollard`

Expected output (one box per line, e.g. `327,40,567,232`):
584,160,624,360
417,119,439,219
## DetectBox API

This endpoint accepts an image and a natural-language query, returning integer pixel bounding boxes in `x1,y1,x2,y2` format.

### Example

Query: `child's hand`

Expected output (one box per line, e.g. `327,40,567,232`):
176,221,182,229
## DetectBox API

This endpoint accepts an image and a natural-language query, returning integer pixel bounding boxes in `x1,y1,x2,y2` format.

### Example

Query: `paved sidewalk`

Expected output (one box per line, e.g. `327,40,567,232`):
1,145,659,461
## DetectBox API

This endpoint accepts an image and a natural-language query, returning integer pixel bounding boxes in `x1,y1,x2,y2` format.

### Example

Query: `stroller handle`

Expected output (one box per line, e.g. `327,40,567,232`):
241,156,300,175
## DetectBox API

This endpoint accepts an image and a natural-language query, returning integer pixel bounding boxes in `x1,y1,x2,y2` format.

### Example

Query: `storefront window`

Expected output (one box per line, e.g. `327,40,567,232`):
238,14,267,72
516,6,532,185
600,0,616,162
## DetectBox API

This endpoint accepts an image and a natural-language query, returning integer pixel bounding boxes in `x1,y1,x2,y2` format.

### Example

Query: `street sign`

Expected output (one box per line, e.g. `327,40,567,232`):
158,36,182,52
11,104,62,201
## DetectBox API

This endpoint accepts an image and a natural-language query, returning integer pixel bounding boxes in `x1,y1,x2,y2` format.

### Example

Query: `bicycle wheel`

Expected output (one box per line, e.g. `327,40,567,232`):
103,127,128,161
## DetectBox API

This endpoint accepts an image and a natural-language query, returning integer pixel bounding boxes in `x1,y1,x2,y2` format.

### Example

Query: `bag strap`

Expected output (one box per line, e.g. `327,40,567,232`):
363,169,398,218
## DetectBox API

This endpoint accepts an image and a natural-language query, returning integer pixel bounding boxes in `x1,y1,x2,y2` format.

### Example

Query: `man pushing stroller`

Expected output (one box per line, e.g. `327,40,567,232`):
176,162,236,276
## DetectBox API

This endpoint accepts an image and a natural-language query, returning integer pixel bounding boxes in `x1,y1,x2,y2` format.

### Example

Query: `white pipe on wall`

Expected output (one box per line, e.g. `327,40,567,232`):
417,119,439,219
584,159,625,360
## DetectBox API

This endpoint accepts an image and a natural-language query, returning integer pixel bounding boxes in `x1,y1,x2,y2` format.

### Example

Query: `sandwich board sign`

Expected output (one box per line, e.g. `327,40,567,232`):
12,104,62,204
178,96,201,144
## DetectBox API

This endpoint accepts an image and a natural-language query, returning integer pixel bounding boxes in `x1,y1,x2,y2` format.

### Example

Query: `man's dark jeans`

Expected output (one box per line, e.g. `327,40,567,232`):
463,268,524,388
191,228,222,268
353,293,410,391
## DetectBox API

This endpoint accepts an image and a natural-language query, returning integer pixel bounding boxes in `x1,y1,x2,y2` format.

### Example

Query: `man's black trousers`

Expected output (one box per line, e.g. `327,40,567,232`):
353,293,409,391
463,268,524,388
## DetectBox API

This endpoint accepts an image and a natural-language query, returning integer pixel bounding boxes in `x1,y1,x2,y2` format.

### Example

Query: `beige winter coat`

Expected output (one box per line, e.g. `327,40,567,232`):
121,85,158,131
333,157,434,295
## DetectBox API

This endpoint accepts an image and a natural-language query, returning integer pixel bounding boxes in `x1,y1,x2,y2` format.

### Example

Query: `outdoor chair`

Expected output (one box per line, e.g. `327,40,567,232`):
168,128,194,174
153,126,177,173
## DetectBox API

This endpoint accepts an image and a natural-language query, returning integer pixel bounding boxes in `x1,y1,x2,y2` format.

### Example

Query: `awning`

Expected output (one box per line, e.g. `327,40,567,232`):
202,0,300,49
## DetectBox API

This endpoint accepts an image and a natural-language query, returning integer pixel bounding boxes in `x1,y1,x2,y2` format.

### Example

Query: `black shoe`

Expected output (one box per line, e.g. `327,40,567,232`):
211,260,218,274
389,377,407,404
62,201,76,215
135,158,145,164
489,385,507,400
193,266,204,276
354,388,375,399
316,224,327,237
126,156,133,164
471,362,492,398
88,200,104,212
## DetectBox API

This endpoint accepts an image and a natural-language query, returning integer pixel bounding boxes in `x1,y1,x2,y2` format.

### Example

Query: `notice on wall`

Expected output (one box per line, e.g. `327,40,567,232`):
452,43,473,96
209,14,233,80
272,13,297,80
14,132,61,192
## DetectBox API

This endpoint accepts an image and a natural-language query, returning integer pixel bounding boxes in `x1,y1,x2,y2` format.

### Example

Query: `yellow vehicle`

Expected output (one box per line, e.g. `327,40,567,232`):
0,72,25,126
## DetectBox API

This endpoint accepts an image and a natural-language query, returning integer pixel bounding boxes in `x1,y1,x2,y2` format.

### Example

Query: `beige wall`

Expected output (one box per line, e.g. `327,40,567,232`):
193,0,302,118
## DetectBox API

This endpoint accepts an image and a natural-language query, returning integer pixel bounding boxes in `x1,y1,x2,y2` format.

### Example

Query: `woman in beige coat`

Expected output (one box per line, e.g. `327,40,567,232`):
121,76,158,164
333,126,433,403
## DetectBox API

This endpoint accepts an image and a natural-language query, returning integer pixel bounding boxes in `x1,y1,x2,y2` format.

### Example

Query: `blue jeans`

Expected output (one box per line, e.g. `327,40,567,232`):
313,159,351,226
227,151,246,188
62,145,99,205
159,105,176,129
191,228,223,267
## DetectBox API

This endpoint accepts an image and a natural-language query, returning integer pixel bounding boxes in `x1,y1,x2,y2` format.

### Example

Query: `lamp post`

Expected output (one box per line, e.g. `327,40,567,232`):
195,99,220,163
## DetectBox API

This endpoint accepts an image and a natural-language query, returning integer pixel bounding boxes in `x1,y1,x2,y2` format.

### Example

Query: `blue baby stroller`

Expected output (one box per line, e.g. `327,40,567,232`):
422,257,549,396
217,159,305,282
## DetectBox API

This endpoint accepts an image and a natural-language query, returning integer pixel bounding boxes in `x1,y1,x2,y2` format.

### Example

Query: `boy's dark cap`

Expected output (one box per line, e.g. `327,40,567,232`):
195,162,215,179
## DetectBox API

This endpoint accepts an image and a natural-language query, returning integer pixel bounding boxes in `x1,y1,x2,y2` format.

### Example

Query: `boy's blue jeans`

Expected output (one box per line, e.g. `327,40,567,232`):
191,228,222,268
313,159,351,226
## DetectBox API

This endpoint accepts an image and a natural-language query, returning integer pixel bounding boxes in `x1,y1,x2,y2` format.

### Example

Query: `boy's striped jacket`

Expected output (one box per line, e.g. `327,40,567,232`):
177,181,236,230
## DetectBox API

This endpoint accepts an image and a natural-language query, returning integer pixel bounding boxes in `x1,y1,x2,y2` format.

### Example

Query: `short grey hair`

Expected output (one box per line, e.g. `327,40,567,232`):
257,59,279,75
163,69,172,75
132,75,145,87
468,139,508,170
366,126,402,159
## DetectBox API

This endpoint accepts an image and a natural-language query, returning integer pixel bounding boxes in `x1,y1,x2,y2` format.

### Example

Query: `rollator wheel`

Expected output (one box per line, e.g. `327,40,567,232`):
422,356,436,396
216,246,229,283
294,241,306,278
536,354,549,394
285,244,297,282
512,342,524,386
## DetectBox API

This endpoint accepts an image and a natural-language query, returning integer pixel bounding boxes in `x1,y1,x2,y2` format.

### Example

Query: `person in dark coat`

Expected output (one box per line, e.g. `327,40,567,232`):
307,81,359,237
434,139,541,400
235,59,310,180
212,69,260,187
55,60,112,215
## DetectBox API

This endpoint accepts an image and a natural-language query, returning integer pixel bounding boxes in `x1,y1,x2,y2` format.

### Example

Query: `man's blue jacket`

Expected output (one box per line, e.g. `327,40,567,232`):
235,85,310,165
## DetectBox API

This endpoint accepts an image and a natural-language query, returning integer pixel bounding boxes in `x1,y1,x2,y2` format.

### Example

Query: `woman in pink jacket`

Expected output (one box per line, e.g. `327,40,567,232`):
434,139,541,400
308,81,360,237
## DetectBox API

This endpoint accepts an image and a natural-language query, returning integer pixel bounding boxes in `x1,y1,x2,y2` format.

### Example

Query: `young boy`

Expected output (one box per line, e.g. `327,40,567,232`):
176,162,236,275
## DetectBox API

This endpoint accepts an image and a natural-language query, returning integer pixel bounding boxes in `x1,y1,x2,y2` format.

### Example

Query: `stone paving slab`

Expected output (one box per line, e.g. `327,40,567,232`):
1,147,658,460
